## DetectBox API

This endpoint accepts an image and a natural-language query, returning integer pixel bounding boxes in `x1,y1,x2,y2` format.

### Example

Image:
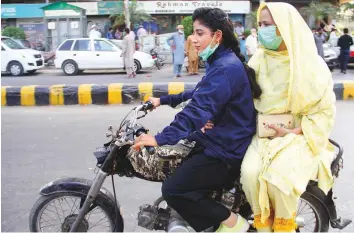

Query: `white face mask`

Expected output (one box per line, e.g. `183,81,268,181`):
178,30,184,34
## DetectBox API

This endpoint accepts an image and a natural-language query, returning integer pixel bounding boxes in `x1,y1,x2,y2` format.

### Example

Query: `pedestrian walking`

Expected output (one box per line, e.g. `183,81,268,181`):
314,28,326,58
166,25,185,78
245,28,258,60
122,28,136,78
185,34,199,75
89,25,101,39
338,28,353,74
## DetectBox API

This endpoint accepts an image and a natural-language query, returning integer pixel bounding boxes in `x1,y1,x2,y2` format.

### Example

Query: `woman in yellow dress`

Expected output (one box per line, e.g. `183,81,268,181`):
240,2,336,232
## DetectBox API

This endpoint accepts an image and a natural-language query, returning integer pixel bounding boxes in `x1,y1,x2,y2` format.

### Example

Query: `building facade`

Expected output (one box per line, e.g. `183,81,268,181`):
1,0,252,49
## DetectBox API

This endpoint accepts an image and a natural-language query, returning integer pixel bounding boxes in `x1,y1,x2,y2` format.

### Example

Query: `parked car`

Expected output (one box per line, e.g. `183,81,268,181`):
323,43,339,71
1,36,44,76
326,36,354,65
55,38,155,75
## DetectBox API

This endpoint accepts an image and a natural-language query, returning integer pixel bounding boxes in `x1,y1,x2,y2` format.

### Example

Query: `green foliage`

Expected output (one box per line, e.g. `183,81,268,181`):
1,26,26,39
110,0,151,30
244,29,251,38
342,2,354,12
300,2,339,25
181,16,193,38
246,10,258,29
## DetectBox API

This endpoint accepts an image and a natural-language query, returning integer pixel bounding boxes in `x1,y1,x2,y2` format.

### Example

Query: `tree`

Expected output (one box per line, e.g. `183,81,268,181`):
181,16,193,39
2,26,26,39
110,0,151,30
246,10,258,29
300,2,339,28
342,2,354,13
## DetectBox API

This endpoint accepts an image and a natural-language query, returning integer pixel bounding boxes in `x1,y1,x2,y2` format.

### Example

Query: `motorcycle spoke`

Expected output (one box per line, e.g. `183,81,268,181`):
43,205,65,219
88,215,110,230
65,197,79,215
40,212,60,224
297,201,307,214
305,216,316,223
40,223,61,228
86,207,98,221
58,198,67,218
69,197,81,213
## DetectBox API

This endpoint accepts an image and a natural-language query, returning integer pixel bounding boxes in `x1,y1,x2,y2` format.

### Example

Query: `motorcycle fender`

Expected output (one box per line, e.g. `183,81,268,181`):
39,177,119,208
306,184,337,221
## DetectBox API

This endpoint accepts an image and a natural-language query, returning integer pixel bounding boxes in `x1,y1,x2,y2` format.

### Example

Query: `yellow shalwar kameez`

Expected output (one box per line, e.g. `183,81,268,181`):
240,2,336,232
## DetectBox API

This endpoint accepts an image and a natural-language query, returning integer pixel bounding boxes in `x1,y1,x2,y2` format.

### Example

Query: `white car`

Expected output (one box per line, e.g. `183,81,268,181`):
55,38,155,75
1,36,44,76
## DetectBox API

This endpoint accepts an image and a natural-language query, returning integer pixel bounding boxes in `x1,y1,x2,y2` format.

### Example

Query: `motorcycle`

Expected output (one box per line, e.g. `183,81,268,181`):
150,48,164,70
29,101,352,232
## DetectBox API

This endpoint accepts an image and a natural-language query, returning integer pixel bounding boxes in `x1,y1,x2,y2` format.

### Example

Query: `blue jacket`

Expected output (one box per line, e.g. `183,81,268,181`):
106,32,114,39
155,45,256,165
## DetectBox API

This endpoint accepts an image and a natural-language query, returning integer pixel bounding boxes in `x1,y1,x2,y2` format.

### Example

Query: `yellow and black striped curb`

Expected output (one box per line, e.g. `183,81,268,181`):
1,81,353,107
1,82,195,106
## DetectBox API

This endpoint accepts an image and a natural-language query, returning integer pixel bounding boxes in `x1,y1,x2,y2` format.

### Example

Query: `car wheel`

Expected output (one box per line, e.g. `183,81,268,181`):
27,70,37,74
8,61,24,76
62,60,79,76
133,60,141,73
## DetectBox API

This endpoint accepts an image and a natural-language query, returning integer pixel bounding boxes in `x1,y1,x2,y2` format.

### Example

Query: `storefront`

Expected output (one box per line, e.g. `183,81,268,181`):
136,1,250,34
95,1,250,35
1,4,47,47
1,1,251,42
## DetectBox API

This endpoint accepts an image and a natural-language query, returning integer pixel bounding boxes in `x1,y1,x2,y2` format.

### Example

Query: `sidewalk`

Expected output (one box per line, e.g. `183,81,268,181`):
39,65,353,81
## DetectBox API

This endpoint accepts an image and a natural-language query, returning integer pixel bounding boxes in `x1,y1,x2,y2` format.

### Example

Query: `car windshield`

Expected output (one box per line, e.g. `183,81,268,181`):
2,38,25,49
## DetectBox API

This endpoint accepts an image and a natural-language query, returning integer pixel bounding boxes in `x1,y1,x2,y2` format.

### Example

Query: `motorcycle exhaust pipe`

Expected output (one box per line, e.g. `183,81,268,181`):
167,210,189,232
167,219,189,232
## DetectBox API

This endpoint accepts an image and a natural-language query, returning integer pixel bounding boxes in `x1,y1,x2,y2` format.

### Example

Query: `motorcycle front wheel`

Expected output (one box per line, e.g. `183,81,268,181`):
29,192,123,232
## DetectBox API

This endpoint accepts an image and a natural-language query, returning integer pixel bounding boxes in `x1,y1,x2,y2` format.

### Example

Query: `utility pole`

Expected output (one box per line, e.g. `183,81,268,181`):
124,0,130,29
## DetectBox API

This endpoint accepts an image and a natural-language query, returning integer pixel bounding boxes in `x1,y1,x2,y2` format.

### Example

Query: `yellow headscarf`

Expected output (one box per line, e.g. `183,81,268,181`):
254,2,332,114
250,2,336,157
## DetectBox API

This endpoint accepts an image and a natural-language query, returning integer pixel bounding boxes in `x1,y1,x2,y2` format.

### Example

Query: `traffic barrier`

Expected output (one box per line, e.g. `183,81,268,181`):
1,81,353,106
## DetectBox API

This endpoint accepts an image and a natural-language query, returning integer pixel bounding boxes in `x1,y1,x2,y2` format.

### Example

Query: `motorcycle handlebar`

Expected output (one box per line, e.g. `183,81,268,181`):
135,127,156,155
141,101,154,112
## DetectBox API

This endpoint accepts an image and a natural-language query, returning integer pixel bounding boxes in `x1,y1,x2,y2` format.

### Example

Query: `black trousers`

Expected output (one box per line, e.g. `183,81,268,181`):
161,149,242,232
339,49,350,72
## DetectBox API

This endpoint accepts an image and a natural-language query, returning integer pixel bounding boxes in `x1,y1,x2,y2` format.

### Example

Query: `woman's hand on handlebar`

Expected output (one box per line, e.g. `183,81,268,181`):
133,133,158,151
148,97,161,110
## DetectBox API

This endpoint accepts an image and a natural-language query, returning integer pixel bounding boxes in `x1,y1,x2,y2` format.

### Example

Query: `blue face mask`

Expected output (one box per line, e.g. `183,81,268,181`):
199,34,219,61
258,25,283,50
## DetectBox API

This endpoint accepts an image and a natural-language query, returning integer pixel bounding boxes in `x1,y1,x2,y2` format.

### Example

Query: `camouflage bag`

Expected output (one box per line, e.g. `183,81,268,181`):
127,140,195,181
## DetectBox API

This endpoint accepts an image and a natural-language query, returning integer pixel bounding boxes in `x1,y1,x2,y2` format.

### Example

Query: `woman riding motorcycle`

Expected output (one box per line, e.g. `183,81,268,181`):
134,7,261,232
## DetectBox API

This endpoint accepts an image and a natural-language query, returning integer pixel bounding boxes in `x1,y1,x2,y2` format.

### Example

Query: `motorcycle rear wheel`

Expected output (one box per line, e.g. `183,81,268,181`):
296,192,330,232
29,192,123,232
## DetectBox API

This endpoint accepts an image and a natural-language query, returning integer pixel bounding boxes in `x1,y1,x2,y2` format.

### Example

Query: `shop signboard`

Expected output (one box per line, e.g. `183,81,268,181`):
1,4,47,18
136,1,251,14
97,2,124,15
